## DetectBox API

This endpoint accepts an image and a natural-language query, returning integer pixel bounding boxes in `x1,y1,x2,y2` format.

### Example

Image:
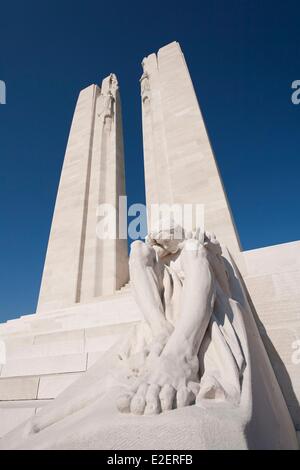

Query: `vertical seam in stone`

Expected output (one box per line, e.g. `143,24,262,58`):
95,96,109,297
156,53,174,206
141,63,157,217
75,86,98,303
36,376,41,399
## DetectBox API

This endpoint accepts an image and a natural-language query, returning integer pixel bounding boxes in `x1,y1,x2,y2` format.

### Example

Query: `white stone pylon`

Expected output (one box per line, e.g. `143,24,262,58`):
37,74,128,313
141,42,241,255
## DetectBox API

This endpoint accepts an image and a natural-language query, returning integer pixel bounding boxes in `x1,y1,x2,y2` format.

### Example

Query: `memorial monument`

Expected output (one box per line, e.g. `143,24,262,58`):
0,42,299,450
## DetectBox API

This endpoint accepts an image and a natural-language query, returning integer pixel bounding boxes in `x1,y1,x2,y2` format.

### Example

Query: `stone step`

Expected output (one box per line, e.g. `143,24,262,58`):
0,372,84,401
1,352,88,378
0,399,52,408
0,344,117,378
2,322,136,361
0,294,141,338
0,317,140,379
0,295,142,395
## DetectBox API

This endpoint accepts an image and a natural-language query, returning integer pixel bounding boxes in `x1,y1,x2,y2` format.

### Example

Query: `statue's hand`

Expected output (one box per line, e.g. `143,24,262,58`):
152,244,170,259
189,229,222,257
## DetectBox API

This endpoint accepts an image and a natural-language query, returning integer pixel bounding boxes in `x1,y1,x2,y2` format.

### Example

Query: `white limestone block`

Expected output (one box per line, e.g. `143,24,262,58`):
0,376,39,400
84,323,136,352
33,329,85,356
5,330,85,360
0,294,142,339
1,353,87,378
38,373,83,399
0,407,35,438
243,241,300,276
87,351,104,368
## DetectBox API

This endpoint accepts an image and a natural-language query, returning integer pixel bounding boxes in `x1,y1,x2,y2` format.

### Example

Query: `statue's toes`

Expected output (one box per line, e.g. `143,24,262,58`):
116,392,134,413
144,384,161,415
176,386,195,408
159,384,176,411
130,383,148,415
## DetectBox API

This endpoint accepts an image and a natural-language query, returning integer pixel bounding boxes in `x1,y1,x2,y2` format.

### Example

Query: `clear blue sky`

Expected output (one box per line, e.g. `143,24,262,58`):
0,0,299,322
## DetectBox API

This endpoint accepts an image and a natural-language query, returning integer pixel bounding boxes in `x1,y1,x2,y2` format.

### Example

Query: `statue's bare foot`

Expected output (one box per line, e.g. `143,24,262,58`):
117,353,200,415
117,380,198,415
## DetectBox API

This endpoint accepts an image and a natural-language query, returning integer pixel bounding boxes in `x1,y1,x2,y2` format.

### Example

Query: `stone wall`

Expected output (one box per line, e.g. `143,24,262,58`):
241,241,300,430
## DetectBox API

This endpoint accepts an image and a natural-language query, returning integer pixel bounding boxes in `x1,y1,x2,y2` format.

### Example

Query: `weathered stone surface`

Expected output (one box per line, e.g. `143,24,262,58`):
242,241,300,429
0,294,141,383
0,400,51,438
5,330,85,359
0,377,39,400
38,373,82,399
1,353,87,377
0,292,141,337
0,407,36,438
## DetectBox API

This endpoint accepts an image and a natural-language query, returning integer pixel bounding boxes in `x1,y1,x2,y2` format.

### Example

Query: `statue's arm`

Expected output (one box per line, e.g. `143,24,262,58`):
161,240,215,361
129,241,173,342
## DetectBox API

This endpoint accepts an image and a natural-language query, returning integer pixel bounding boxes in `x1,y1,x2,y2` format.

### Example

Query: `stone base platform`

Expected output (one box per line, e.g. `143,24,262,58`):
0,289,141,437
0,388,297,450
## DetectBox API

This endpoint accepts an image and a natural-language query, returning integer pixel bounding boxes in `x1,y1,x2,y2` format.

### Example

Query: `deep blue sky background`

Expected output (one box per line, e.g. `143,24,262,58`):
0,0,299,322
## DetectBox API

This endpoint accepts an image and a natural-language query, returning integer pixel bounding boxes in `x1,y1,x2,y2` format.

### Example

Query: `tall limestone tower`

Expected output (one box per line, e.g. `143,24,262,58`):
38,74,129,313
140,41,241,255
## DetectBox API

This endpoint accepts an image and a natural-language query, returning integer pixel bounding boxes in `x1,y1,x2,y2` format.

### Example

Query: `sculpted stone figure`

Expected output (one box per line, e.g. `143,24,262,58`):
140,72,150,95
103,91,115,119
1,221,297,449
98,73,117,127
116,222,245,415
21,223,244,431
109,72,118,93
140,61,151,107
